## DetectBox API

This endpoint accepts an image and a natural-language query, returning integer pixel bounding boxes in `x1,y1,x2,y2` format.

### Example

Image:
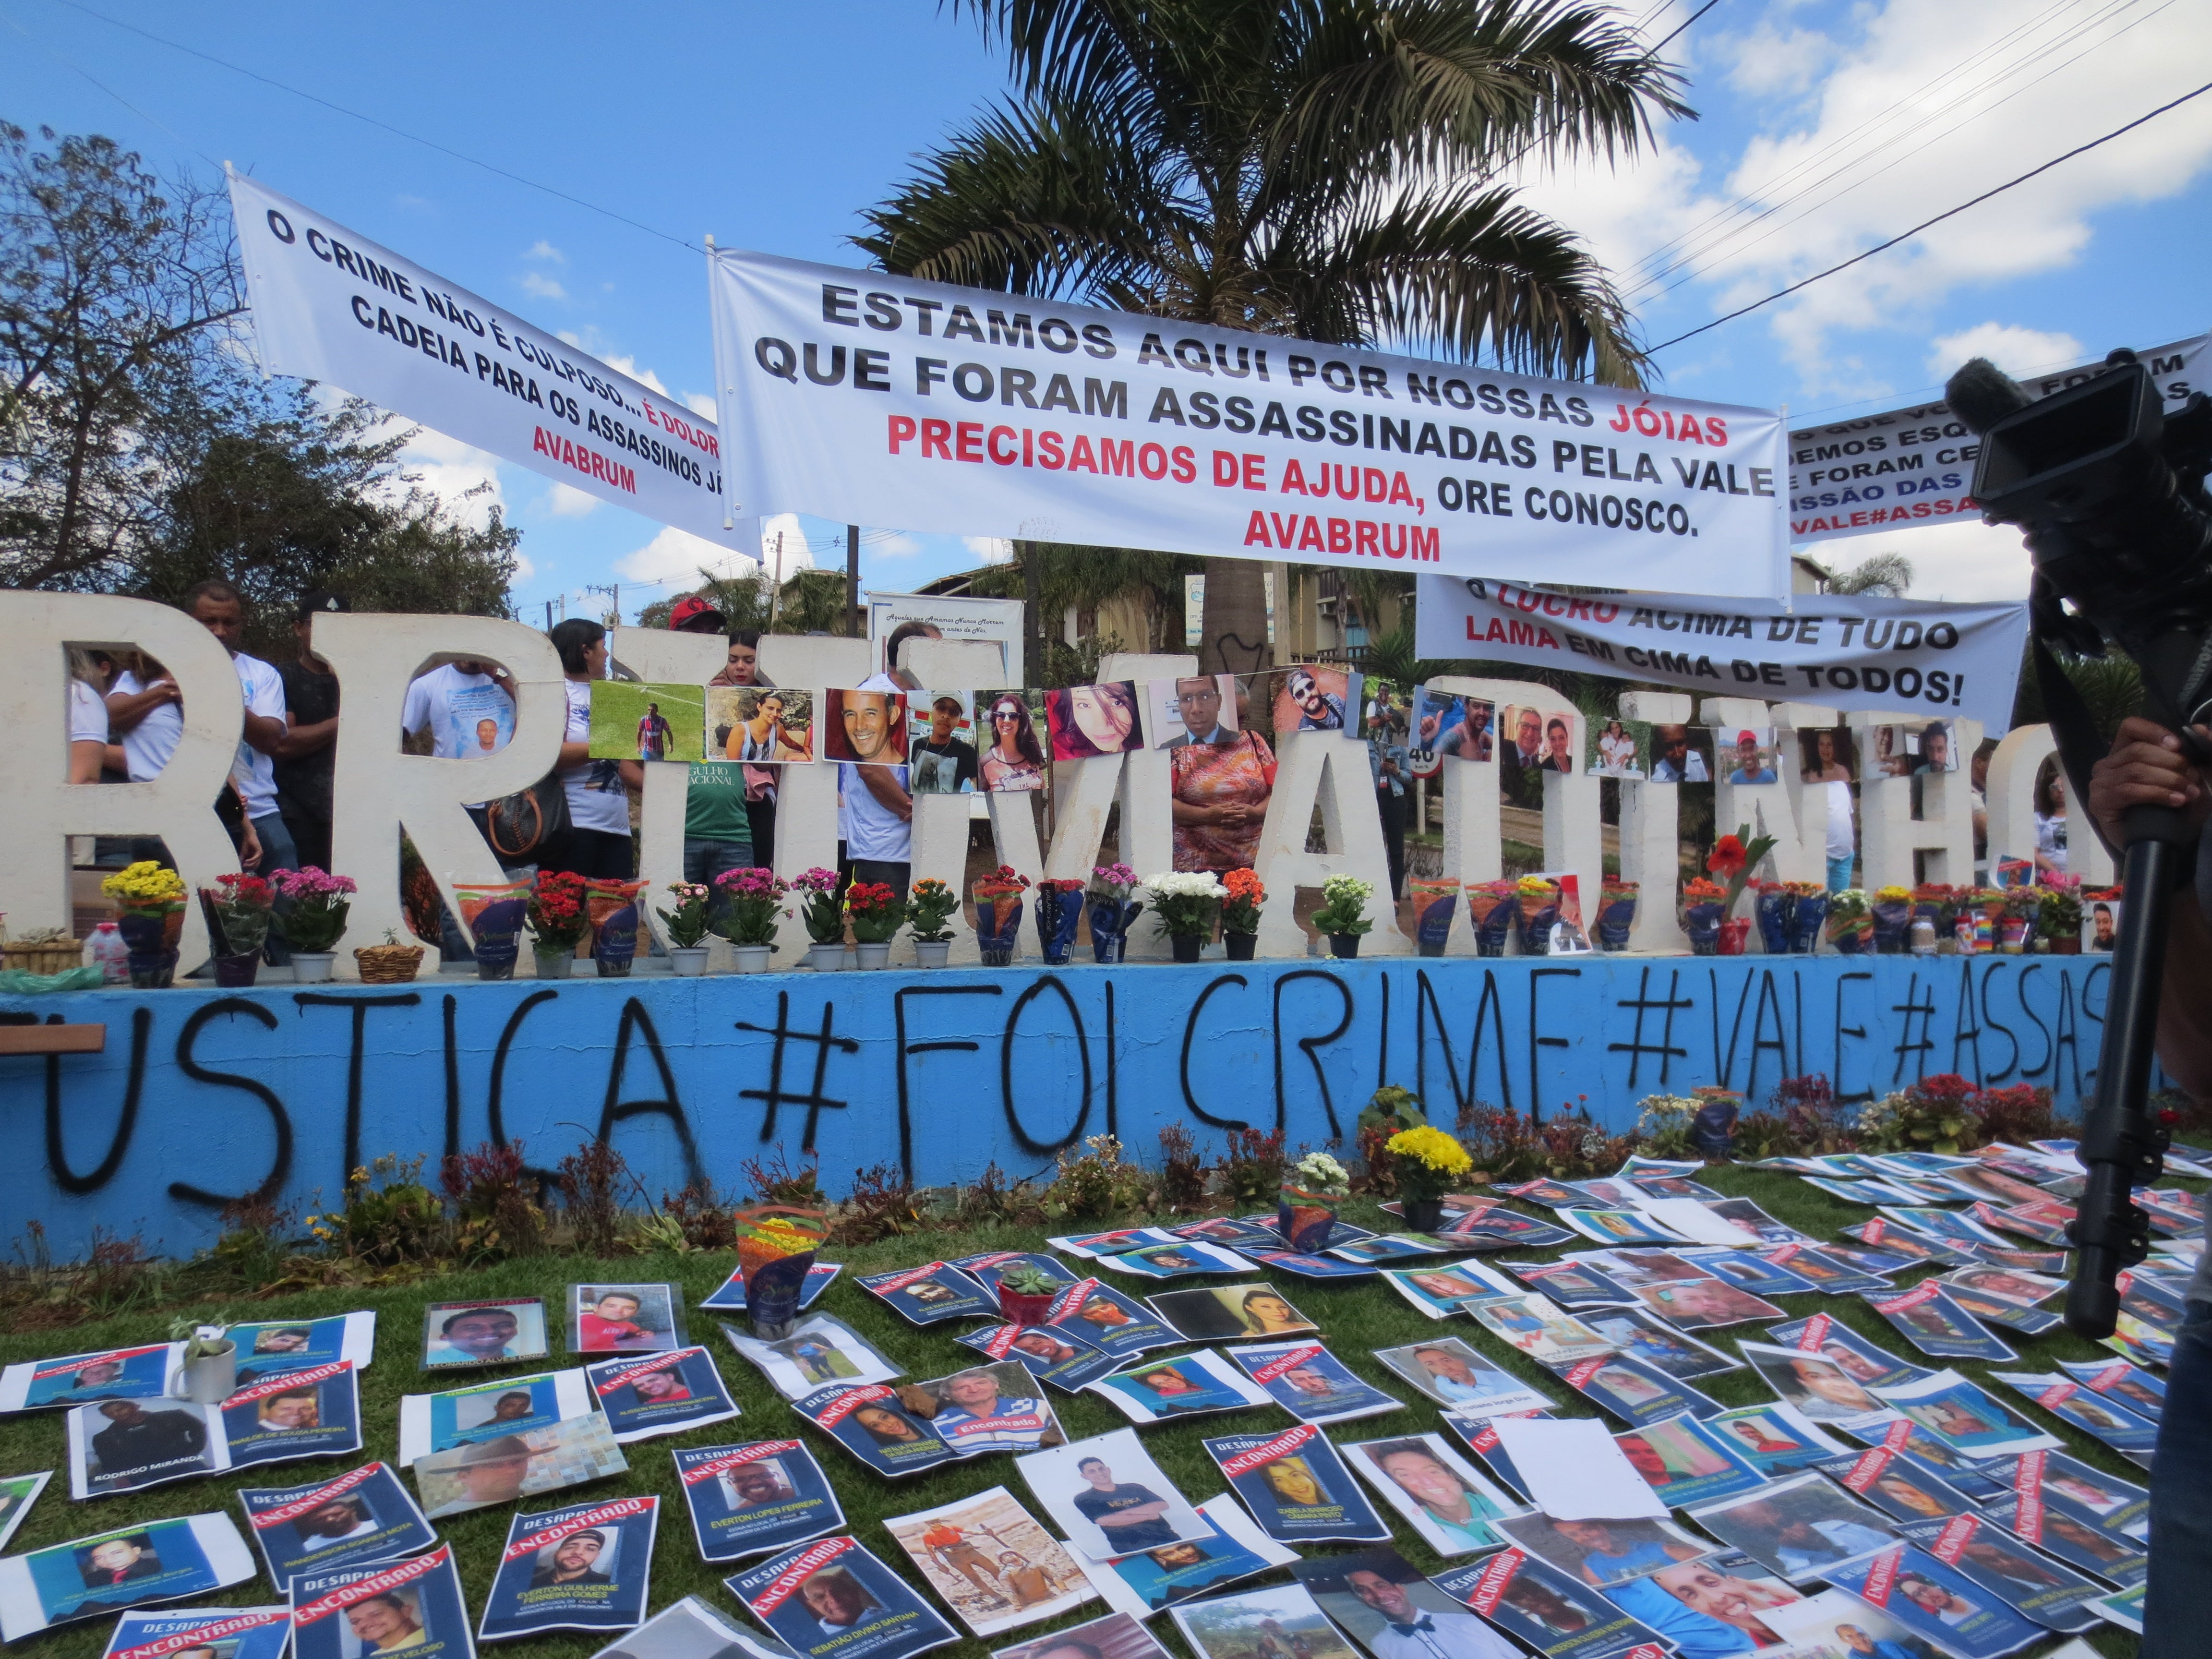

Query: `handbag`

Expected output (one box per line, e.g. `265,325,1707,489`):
484,772,569,863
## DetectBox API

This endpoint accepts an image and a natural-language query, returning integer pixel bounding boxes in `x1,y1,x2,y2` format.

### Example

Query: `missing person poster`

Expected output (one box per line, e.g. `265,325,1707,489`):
793,1385,957,1479
1075,1496,1297,1622
589,1596,798,1659
586,1348,741,1444
1225,1344,1398,1425
957,1324,1119,1394
0,1343,181,1413
399,1370,595,1465
1087,1352,1272,1426
103,1606,292,1659
856,1264,996,1326
725,1536,959,1659
61,1373,363,1502
421,1300,548,1370
882,1487,1096,1636
0,1515,256,1642
1430,1548,1665,1659
228,1315,377,1387
0,1474,48,1552
676,1442,845,1563
719,1317,902,1402
410,1413,629,1522
1046,1283,1182,1360
568,1285,689,1356
290,1543,473,1659
479,1496,658,1643
240,1463,435,1593
1202,1425,1390,1547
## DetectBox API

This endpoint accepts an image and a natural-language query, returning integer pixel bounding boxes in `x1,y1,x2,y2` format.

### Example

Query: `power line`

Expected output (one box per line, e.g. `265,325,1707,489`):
43,0,703,253
1647,76,2212,354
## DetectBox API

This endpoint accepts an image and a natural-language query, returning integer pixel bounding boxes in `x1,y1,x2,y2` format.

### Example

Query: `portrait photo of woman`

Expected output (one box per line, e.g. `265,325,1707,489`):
977,690,1048,792
1046,681,1145,760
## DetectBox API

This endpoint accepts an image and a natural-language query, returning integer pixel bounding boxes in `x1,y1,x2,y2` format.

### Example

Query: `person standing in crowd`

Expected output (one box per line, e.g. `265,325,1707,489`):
2033,761,2068,876
68,649,110,784
840,619,937,903
1369,698,1408,901
1801,727,1856,892
276,592,347,875
545,618,641,879
665,599,754,906
187,580,297,877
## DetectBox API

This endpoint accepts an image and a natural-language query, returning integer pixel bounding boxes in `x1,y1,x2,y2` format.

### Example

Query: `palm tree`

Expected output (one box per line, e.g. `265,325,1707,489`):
1828,552,1914,597
860,0,1690,676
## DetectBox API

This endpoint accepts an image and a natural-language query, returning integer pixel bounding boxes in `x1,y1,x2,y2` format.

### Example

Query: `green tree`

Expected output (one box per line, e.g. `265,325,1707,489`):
861,0,1687,674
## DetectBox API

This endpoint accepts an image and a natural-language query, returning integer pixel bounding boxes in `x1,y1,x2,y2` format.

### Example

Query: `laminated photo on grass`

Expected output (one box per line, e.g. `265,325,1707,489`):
1041,1282,1183,1360
676,1441,844,1564
897,1362,1062,1456
793,1385,956,1479
421,1299,548,1370
0,1515,256,1641
1685,1471,1902,1584
479,1495,658,1643
1018,1429,1208,1561
67,1399,225,1498
1865,1284,2015,1363
410,1412,628,1521
1869,1373,2058,1460
1629,1274,1786,1330
569,1286,686,1356
1239,1247,1380,1281
1463,1295,1613,1365
288,1543,473,1659
1342,1433,1527,1556
1429,1547,1665,1659
1838,1423,2009,1504
1439,1411,1551,1502
102,1604,292,1659
1073,1495,1296,1620
957,1324,1119,1393
1378,1263,1520,1318
240,1463,433,1594
1375,1337,1551,1415
586,1347,741,1443
855,1263,998,1325
1203,1423,1390,1546
1087,1352,1271,1426
0,1474,47,1553
1546,1353,1722,1429
1416,1199,1577,1250
1839,1222,1971,1266
1765,1313,1935,1391
992,1610,1170,1659
1812,1446,1978,1523
0,1342,181,1413
1680,1248,1821,1298
1609,1415,1769,1508
1706,1403,1848,1475
1556,1209,1686,1247
1051,1228,1188,1259
1147,1284,1317,1343
1888,1513,2104,1634
1938,1283,2061,1339
1499,1260,1637,1307
227,1314,378,1386
1987,1374,2157,1459
1322,1235,1450,1266
701,1263,842,1315
1095,1241,1256,1279
1737,1341,1898,1430
1977,1491,2146,1590
1577,1307,1741,1382
1491,1513,1712,1589
1226,1343,1398,1425
726,1535,960,1659
883,1486,1095,1636
2056,1357,2164,1419
1291,1544,1522,1659
1753,1245,1892,1296
398,1370,593,1464
1170,1583,1359,1659
718,1316,900,1402
1816,1544,2046,1659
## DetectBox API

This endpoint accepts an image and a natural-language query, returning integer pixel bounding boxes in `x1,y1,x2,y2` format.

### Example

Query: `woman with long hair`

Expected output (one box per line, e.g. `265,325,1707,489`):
1046,682,1141,759
979,692,1046,791
1370,1441,1509,1552
1238,1288,1306,1335
2033,761,2069,874
544,618,641,879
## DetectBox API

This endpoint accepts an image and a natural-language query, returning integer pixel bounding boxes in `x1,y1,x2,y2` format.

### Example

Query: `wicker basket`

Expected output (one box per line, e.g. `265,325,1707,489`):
2,939,87,975
353,943,425,984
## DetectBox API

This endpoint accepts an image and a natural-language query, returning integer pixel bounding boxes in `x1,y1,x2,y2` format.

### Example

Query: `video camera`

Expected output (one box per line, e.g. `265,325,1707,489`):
1948,348,2212,1338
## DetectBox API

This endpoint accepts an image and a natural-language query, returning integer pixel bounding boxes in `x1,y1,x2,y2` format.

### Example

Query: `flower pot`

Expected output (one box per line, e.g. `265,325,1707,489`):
807,941,846,972
1467,891,1515,957
586,878,649,974
2048,935,2081,955
476,953,516,982
174,1342,236,1406
1035,888,1086,965
1170,934,1204,964
1089,900,1141,963
1225,931,1257,962
116,907,181,988
669,945,709,976
1328,933,1361,959
1871,901,1911,953
1516,891,1560,955
998,1288,1057,1325
1683,902,1724,955
456,885,528,980
734,944,775,974
290,951,336,984
975,892,1024,967
854,941,892,970
1595,893,1638,951
1716,919,1752,956
1277,1190,1341,1253
212,951,260,988
1788,893,1828,953
595,954,633,977
914,940,951,969
1401,1197,1445,1233
533,948,574,979
1410,878,1459,958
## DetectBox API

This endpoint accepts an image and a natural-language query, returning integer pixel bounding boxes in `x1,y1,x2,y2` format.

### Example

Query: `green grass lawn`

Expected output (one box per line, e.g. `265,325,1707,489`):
0,1166,2159,1659
588,682,707,765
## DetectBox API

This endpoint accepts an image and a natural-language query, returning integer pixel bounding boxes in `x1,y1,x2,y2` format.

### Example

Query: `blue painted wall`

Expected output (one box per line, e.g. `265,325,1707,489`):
0,954,2109,1257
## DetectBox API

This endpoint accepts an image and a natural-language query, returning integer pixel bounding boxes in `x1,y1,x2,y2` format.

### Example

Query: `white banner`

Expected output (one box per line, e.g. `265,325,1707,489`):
1413,575,2028,730
1788,332,2207,544
229,173,741,547
709,250,1792,597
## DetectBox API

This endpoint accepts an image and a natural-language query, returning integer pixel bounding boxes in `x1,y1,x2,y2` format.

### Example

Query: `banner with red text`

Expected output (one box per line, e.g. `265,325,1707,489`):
1414,576,2027,729
709,250,1791,596
230,173,740,547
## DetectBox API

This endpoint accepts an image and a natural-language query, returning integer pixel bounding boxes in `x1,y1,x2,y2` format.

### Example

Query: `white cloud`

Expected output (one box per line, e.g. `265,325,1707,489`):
510,551,537,582
598,354,671,397
1718,23,1833,98
525,240,566,264
1925,322,2083,384
618,525,757,587
519,271,567,301
546,482,600,518
871,531,924,558
757,514,818,573
963,535,1014,564
684,391,718,419
381,424,506,531
1823,517,2032,604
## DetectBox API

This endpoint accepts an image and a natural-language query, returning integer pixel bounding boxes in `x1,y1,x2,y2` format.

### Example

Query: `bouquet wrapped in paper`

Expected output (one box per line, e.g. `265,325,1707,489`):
1515,874,1560,956
1752,882,1794,955
1594,879,1638,950
1087,863,1142,962
454,878,532,979
1034,878,1087,964
1826,888,1872,954
973,866,1031,966
1680,878,1726,955
1408,876,1460,957
1784,882,1827,953
585,877,650,975
1464,879,1517,956
733,1204,834,1336
1871,884,1913,953
1277,1151,1350,1252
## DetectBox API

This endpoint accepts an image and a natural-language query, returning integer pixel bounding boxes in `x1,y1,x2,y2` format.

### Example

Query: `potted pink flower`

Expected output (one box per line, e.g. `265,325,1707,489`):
270,867,357,983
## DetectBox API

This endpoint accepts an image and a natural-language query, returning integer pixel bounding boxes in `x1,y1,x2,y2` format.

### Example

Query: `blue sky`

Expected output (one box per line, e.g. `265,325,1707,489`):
6,0,2208,611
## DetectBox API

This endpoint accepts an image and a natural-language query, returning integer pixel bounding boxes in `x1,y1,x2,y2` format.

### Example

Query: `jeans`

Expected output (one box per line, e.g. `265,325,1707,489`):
1826,853,1854,892
246,813,297,963
745,797,777,869
685,836,755,931
2146,1299,2212,1658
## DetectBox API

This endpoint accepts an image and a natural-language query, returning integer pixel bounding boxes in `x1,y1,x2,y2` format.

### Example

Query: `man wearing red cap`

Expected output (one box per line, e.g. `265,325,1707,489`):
1726,730,1777,785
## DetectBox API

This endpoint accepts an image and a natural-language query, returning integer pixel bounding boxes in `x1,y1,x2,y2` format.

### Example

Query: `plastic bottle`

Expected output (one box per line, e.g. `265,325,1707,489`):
88,920,129,984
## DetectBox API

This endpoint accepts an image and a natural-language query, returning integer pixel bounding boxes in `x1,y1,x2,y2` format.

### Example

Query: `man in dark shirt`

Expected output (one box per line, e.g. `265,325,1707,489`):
89,1400,209,1484
529,1528,613,1588
1070,1455,1177,1551
911,696,979,794
79,1536,165,1593
276,591,347,873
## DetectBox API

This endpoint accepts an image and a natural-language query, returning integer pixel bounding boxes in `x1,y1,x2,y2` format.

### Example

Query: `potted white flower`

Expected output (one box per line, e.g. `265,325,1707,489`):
1142,871,1227,963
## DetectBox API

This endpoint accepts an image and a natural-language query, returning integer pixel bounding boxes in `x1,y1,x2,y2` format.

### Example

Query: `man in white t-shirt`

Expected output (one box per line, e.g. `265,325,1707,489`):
839,621,937,903
401,656,521,962
187,582,296,880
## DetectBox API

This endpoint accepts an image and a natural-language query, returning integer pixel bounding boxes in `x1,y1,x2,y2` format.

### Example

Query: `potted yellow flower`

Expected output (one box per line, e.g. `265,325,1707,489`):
101,861,187,987
1385,1124,1474,1231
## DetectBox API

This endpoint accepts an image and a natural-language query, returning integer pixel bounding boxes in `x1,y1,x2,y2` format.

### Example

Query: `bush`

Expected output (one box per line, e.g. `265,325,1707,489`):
842,1163,926,1242
742,1148,824,1207
658,1179,738,1251
440,1141,545,1260
1858,1074,1983,1155
1154,1126,1210,1212
1044,1135,1149,1221
1634,1095,1701,1158
309,1155,445,1265
1356,1126,1398,1197
1215,1128,1288,1206
957,1162,1037,1228
555,1142,631,1258
1970,1083,2061,1144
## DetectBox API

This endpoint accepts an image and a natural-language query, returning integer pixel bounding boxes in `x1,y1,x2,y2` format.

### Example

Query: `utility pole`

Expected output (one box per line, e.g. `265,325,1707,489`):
544,600,554,631
769,531,785,630
585,583,621,626
845,524,861,641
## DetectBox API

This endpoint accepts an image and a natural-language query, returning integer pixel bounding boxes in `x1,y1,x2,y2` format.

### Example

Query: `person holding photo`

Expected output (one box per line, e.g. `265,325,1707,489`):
980,693,1048,791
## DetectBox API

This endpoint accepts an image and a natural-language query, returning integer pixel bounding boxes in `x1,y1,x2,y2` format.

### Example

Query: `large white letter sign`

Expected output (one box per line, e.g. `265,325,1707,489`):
709,250,1791,597
231,172,742,547
2,594,243,970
